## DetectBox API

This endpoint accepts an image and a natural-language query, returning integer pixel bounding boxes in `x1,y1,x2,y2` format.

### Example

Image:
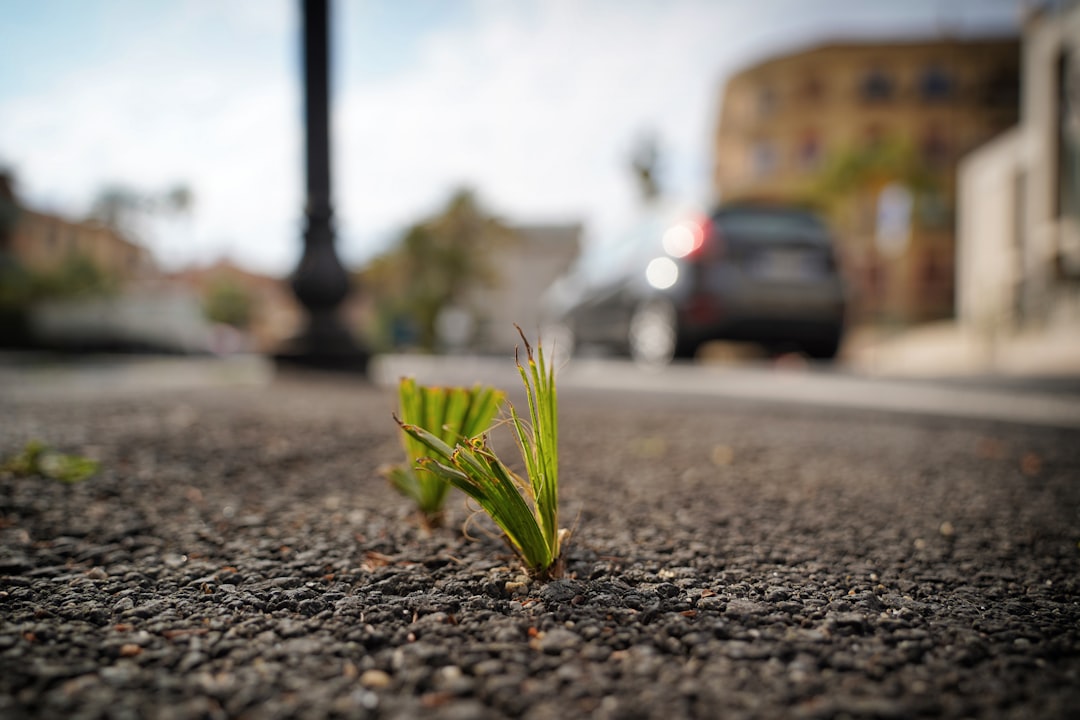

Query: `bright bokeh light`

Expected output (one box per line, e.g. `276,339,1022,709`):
662,221,704,258
646,256,679,289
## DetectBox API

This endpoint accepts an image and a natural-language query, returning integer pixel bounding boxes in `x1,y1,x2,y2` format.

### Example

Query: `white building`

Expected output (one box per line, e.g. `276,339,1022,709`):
467,223,581,354
958,1,1080,345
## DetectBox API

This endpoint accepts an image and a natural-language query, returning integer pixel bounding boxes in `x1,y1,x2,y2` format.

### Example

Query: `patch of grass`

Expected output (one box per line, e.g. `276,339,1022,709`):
2,440,100,483
383,378,504,529
396,326,568,579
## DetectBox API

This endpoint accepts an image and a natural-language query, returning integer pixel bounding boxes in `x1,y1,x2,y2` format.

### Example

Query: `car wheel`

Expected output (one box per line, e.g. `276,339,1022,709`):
804,331,842,361
628,299,679,368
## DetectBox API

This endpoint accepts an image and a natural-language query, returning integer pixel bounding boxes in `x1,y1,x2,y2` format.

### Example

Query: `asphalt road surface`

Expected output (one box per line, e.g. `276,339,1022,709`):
2,360,1078,718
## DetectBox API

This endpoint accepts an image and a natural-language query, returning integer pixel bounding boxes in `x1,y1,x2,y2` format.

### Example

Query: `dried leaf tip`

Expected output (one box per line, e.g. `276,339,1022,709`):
393,417,420,435
514,323,534,361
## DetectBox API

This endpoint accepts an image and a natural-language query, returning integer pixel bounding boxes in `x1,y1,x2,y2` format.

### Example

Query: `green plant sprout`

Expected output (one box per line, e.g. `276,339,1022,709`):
1,440,99,484
383,377,504,529
396,326,568,579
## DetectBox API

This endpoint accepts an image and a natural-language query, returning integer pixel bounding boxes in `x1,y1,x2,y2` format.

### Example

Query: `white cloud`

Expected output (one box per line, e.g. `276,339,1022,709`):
0,0,300,275
335,0,729,263
332,0,842,262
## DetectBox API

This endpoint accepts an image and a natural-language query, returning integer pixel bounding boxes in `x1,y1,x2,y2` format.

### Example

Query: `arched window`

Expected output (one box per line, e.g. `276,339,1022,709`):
757,85,777,119
752,141,777,178
984,63,1020,108
798,129,822,170
860,67,894,102
921,124,949,166
920,65,953,102
800,72,824,103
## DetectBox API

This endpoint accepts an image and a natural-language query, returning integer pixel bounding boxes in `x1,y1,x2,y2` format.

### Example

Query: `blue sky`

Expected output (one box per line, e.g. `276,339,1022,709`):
0,0,1020,276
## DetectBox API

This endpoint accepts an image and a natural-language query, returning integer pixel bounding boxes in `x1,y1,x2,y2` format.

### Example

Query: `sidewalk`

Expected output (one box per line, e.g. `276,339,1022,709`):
0,352,273,400
841,321,1080,378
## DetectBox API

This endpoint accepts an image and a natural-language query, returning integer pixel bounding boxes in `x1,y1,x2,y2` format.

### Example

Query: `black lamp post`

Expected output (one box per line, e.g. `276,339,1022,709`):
277,0,367,372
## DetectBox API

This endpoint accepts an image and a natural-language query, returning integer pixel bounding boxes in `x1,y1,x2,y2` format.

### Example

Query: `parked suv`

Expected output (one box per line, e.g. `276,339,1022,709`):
542,201,847,365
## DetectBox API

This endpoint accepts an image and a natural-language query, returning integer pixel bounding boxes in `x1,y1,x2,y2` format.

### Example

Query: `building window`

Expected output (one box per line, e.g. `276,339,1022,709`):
757,86,777,119
864,123,887,150
751,141,777,178
860,68,894,102
798,129,822,170
919,190,951,230
734,92,756,127
864,258,884,305
984,63,1020,109
922,253,946,296
800,72,824,103
919,64,953,102
921,124,949,167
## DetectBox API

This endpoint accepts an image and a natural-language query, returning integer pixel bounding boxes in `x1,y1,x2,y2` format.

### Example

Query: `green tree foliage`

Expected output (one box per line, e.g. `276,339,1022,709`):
810,137,937,218
202,279,254,329
91,183,194,235
1,172,121,343
43,254,118,298
0,254,118,310
360,188,512,352
0,260,34,310
0,170,19,250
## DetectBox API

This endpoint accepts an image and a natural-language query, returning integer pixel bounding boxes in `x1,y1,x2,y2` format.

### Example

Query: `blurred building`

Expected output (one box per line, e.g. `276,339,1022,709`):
958,1,1080,344
714,37,1020,325
168,260,304,353
469,223,581,353
0,186,221,352
8,206,156,284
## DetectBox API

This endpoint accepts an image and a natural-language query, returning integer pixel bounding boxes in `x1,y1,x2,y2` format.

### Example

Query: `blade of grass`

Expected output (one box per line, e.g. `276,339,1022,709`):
513,325,560,556
398,419,556,572
385,380,503,524
389,329,565,578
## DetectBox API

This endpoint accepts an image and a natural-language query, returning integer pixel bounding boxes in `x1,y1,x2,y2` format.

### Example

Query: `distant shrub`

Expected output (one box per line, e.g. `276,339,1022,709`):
202,279,254,329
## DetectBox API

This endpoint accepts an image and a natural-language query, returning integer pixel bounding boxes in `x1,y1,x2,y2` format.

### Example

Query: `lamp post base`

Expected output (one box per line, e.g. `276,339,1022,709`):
274,310,369,374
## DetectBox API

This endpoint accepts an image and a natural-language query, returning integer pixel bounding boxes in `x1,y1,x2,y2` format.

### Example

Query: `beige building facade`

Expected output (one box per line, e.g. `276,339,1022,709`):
167,260,306,354
958,1,1080,344
714,37,1020,324
469,223,581,353
9,208,155,285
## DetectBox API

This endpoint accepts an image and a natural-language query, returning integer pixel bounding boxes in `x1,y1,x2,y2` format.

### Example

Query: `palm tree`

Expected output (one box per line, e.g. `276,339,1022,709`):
90,183,194,234
364,188,514,352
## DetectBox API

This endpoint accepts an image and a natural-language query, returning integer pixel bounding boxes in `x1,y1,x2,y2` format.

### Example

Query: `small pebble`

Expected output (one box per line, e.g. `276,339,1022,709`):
359,669,392,689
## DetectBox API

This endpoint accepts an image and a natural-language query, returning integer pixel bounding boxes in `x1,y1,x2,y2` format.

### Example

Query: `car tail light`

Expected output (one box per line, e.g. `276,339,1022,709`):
697,217,721,261
662,217,714,260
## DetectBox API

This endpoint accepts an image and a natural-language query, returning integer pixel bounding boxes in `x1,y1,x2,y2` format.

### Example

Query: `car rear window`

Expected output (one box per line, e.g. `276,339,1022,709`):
713,208,830,243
